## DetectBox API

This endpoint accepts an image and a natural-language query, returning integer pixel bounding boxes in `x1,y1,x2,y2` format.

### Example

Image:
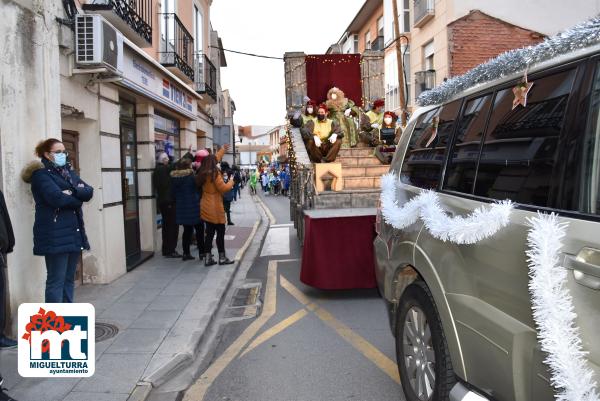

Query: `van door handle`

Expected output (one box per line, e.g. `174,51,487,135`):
564,253,600,290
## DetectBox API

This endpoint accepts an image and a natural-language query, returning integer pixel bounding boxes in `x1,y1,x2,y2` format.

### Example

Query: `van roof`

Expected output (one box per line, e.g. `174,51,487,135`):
417,16,600,107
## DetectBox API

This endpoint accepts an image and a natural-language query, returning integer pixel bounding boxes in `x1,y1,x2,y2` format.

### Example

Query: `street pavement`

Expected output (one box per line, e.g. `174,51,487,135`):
182,189,404,401
0,191,263,401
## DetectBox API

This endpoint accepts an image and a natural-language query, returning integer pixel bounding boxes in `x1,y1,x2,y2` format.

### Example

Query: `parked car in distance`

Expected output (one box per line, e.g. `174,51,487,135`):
375,42,600,401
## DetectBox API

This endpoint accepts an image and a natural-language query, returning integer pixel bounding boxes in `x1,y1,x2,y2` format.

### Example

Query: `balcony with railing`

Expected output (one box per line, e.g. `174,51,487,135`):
159,13,194,82
194,52,217,103
82,0,152,47
415,70,436,97
414,0,435,28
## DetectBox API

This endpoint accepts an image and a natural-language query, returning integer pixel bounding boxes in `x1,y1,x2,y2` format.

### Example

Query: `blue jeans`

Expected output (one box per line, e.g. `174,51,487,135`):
44,252,80,303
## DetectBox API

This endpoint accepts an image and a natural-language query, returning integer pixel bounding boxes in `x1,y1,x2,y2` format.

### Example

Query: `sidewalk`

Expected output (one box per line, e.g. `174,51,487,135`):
0,190,264,401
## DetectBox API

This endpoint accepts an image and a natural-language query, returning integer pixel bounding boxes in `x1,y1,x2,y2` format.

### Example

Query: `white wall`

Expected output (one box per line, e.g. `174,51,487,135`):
1,0,63,334
450,0,600,36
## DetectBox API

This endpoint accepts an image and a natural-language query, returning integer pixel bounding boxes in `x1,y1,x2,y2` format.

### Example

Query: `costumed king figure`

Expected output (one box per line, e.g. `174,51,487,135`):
326,87,359,148
291,99,317,129
359,99,385,147
304,103,343,163
292,99,319,145
374,111,402,164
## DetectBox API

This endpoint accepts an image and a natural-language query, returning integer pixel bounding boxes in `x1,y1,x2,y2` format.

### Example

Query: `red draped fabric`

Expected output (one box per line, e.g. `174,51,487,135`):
300,214,377,290
305,54,363,107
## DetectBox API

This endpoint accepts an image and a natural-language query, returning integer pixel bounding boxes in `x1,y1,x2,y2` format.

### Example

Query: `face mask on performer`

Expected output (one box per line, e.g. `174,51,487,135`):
384,117,393,125
306,107,313,114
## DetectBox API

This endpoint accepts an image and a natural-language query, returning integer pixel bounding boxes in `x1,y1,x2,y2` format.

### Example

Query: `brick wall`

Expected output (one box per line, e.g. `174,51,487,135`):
448,10,544,77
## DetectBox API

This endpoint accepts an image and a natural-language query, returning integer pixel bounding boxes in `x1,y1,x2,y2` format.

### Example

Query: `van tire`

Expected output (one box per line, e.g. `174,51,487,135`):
395,281,455,401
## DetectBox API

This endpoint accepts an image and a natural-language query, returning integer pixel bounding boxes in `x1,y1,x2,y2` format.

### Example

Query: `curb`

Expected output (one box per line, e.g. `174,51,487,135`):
132,194,270,399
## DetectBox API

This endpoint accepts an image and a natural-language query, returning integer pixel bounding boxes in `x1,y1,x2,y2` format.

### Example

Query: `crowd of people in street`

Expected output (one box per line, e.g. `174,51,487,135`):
259,165,291,197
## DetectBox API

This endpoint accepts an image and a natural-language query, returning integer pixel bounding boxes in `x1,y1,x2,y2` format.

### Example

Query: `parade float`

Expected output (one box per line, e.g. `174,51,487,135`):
283,50,390,290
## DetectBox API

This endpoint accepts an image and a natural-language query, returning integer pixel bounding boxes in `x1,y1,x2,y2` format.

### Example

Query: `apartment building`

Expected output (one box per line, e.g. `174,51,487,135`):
328,0,385,54
236,126,284,169
0,0,233,334
383,0,600,113
326,0,386,108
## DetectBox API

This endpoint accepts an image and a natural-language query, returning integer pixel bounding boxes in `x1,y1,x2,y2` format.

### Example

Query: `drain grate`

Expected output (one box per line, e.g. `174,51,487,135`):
223,282,262,322
230,284,260,307
95,322,119,342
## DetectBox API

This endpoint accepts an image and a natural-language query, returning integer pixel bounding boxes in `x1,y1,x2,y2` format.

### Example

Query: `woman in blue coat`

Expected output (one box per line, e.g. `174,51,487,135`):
21,138,93,303
170,157,204,261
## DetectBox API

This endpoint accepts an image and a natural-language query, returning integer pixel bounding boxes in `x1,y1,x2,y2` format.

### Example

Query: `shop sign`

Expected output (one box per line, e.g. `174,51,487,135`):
121,46,196,118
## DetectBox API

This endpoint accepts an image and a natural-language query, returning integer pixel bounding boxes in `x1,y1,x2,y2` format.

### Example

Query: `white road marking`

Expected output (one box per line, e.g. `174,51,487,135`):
270,223,294,228
260,227,290,256
224,235,236,240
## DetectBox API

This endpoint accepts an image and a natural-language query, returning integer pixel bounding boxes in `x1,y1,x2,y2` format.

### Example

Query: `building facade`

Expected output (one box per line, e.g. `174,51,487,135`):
328,0,385,54
0,0,231,335
236,126,282,169
327,0,386,108
383,0,600,113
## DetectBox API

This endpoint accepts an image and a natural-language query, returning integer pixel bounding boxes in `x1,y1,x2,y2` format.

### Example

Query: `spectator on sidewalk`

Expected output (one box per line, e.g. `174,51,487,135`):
220,161,235,226
232,166,242,201
170,157,203,261
153,152,181,258
0,189,16,350
196,147,235,266
22,138,93,303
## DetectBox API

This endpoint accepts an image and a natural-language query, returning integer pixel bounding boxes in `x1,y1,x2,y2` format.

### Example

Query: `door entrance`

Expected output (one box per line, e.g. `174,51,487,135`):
62,130,84,284
119,101,142,269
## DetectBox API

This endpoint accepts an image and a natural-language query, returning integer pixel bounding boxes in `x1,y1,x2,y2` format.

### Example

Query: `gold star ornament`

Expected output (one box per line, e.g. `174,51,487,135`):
512,80,534,109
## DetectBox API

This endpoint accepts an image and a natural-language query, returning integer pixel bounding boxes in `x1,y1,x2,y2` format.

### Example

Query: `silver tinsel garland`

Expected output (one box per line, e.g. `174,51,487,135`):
417,16,600,106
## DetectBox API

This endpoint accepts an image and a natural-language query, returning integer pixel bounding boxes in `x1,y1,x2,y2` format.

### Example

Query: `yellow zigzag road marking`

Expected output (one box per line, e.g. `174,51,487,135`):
183,260,279,401
239,308,309,358
279,276,401,385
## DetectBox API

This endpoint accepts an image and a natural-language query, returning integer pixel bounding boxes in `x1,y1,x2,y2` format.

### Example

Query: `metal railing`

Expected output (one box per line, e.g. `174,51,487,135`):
194,52,217,101
415,70,436,97
414,0,435,27
83,0,153,45
159,13,194,81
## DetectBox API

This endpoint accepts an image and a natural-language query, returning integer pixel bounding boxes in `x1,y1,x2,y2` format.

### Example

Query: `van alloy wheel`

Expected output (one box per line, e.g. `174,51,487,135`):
396,282,456,401
403,306,435,400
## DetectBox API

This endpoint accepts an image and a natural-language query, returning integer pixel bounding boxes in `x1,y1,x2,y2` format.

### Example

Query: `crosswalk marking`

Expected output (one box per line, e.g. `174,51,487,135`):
260,227,290,256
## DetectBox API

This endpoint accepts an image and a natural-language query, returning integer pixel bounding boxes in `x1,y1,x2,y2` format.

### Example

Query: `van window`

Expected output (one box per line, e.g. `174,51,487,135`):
473,68,576,206
578,62,600,214
400,100,460,189
444,94,493,194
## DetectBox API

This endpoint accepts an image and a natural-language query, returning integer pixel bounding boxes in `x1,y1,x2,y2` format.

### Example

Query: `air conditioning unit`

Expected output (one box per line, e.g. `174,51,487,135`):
75,14,123,75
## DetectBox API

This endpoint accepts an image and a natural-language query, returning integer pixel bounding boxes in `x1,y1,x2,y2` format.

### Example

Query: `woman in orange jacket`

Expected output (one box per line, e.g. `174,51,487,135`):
196,153,235,266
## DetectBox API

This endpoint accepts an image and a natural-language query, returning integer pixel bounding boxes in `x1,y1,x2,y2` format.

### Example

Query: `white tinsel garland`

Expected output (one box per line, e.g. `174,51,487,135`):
417,16,600,106
527,214,599,401
380,173,600,400
379,173,512,244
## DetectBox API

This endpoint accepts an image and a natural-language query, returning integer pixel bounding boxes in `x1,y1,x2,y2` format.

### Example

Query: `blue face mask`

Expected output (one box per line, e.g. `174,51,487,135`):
53,153,67,167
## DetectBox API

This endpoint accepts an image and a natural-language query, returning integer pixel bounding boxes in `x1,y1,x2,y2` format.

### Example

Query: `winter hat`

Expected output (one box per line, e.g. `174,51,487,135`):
384,111,397,119
195,149,209,163
317,103,328,113
373,99,385,109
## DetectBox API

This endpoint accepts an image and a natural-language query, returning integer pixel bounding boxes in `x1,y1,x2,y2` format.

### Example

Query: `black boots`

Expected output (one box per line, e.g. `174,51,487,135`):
182,254,195,261
204,253,217,266
204,252,234,266
219,252,234,265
